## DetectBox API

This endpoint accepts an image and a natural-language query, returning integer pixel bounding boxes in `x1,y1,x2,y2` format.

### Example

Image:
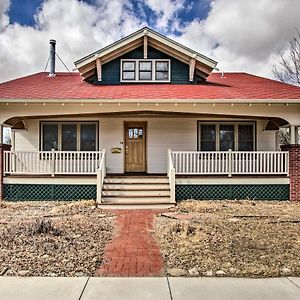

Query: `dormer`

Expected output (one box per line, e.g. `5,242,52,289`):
74,27,218,85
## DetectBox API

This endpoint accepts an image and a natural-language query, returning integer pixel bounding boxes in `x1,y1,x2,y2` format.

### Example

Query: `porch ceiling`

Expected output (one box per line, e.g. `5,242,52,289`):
3,110,289,130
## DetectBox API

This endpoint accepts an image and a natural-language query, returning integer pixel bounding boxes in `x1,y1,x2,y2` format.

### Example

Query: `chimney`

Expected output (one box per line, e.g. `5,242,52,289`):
49,39,56,77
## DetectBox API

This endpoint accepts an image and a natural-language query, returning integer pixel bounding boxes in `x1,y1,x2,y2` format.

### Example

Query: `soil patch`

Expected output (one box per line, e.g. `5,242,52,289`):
0,200,114,277
155,200,300,277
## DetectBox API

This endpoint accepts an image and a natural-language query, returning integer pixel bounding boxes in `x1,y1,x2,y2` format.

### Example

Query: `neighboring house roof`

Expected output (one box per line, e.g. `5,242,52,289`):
74,27,218,80
0,72,300,101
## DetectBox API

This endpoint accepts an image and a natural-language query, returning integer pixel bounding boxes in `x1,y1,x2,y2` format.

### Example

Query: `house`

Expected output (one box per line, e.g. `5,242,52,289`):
0,27,300,207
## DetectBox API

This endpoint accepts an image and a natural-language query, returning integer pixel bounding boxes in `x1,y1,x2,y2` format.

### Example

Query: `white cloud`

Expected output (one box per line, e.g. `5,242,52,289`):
0,0,143,82
177,0,300,78
0,0,299,82
0,0,10,30
144,0,184,28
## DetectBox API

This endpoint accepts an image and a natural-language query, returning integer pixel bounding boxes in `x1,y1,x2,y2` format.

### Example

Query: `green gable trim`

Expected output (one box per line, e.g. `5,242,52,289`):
4,184,96,201
175,184,289,201
88,46,191,85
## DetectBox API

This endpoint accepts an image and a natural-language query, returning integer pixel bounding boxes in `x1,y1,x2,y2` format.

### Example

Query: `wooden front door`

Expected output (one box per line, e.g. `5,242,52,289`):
124,122,147,172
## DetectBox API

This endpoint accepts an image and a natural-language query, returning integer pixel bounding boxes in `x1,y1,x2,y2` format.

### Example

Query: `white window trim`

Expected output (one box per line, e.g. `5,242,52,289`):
198,121,256,151
41,121,99,151
120,59,171,83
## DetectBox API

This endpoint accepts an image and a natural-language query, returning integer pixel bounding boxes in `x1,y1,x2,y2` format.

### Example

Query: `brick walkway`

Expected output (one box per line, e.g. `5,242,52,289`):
96,210,164,277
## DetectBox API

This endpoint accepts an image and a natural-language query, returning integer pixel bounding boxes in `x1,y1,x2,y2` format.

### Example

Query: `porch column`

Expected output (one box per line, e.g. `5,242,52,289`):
281,143,300,201
0,143,11,201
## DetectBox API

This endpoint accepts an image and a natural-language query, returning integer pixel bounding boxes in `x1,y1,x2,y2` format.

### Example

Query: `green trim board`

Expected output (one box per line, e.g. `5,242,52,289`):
4,184,96,201
175,184,289,201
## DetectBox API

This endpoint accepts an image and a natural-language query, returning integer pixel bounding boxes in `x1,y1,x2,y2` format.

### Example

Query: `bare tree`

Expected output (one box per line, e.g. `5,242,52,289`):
272,30,300,86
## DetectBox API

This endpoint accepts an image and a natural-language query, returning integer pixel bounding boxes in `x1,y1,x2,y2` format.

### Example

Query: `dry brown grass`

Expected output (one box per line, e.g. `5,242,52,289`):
0,201,114,277
155,200,300,277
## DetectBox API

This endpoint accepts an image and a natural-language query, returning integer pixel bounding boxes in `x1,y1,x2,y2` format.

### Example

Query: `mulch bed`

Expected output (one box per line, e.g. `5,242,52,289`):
0,200,114,277
155,200,300,277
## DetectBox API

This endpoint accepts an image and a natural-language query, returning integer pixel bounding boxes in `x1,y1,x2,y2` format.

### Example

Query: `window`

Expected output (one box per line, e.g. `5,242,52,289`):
120,59,170,82
238,124,254,151
41,122,98,151
139,61,152,80
200,124,216,151
155,61,169,80
198,122,255,151
122,61,135,80
42,124,58,151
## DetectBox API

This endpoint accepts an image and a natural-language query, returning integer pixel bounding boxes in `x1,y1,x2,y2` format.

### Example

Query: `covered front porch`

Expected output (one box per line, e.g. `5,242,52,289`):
1,104,298,203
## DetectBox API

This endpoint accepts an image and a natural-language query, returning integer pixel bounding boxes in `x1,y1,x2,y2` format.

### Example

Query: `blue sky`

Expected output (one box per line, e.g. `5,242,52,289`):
8,0,210,32
1,0,299,83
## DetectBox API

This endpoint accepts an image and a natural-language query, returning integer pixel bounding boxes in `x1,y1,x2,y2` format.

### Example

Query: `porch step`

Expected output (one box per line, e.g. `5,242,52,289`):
103,183,169,190
102,190,170,197
104,177,169,184
100,196,171,204
100,175,172,207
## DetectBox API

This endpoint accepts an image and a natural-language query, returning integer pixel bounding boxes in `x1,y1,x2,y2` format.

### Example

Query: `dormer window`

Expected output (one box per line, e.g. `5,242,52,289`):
121,59,170,82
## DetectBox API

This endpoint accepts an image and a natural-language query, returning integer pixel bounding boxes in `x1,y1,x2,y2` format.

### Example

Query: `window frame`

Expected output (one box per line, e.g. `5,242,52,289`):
120,59,171,83
197,121,256,151
40,121,99,151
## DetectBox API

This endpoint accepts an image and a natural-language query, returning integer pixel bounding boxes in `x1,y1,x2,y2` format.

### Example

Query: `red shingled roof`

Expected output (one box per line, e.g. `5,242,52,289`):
0,72,300,100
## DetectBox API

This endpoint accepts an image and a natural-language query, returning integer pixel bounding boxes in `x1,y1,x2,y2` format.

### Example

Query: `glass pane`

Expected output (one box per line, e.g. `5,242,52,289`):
62,124,77,151
123,71,135,80
123,62,135,71
201,141,216,151
156,61,168,71
81,124,96,151
139,71,152,80
201,125,216,140
43,124,58,150
139,61,152,71
220,125,234,151
238,125,254,151
133,128,138,138
155,71,168,80
138,129,143,137
200,125,216,151
128,129,133,138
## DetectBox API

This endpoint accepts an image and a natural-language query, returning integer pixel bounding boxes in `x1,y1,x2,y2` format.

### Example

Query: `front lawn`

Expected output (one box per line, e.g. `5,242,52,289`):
155,200,300,277
0,201,114,276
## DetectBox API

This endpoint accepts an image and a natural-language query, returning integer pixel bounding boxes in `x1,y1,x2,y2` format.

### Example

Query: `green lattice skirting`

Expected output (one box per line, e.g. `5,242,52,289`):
4,184,96,201
176,184,289,201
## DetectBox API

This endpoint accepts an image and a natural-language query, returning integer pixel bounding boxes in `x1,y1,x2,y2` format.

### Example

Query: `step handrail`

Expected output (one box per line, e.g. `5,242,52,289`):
167,149,176,203
96,149,106,203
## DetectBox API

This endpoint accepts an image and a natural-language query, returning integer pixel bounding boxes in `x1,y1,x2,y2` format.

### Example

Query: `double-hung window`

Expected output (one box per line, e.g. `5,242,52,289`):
41,122,98,151
198,122,255,151
121,59,170,82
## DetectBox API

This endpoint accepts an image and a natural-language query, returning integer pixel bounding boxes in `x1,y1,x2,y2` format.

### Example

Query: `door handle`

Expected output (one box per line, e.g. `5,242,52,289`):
125,146,128,156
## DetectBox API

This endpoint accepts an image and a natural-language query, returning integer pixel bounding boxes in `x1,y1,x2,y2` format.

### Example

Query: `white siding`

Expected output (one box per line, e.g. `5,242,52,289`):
13,117,278,174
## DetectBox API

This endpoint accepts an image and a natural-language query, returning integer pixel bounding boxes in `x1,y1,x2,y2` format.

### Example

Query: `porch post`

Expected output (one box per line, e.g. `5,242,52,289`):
0,142,12,201
281,144,300,201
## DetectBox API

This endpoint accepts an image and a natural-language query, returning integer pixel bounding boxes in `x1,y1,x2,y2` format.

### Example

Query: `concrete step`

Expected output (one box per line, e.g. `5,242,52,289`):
101,196,171,204
102,190,170,197
98,203,175,209
104,177,169,184
103,183,170,190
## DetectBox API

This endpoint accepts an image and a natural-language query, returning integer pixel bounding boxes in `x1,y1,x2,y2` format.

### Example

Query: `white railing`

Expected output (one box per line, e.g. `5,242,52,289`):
96,149,106,203
4,150,104,175
167,149,176,203
171,150,289,176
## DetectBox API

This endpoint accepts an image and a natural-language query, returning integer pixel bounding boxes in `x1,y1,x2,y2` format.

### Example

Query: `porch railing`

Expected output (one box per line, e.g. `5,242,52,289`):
167,149,176,203
4,150,104,175
96,149,106,203
171,150,289,176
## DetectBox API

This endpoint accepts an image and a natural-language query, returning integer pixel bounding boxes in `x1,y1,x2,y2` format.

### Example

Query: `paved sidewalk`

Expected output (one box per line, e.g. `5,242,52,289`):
96,210,163,276
0,277,299,300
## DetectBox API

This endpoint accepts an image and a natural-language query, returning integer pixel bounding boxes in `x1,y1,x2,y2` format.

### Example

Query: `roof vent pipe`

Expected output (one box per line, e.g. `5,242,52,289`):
49,39,56,77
